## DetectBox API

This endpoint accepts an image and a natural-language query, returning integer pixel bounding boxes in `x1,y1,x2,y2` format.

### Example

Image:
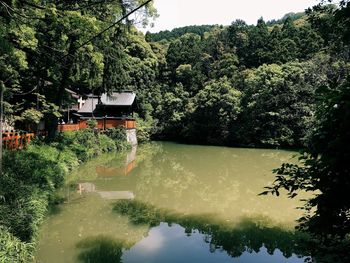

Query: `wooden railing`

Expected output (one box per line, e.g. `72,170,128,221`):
58,118,136,132
57,124,80,132
2,132,35,150
95,160,136,177
125,119,136,129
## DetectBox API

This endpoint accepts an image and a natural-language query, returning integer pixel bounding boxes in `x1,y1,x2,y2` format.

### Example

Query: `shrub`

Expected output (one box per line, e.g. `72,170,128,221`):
135,114,154,143
3,146,65,193
55,130,103,161
0,189,48,242
86,119,98,129
104,127,131,150
98,134,116,152
105,127,127,141
0,226,34,263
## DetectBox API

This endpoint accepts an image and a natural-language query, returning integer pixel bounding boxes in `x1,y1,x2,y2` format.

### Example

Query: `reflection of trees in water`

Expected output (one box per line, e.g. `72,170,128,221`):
76,235,127,263
113,200,310,259
134,150,240,213
133,144,298,220
75,199,347,263
68,153,127,182
67,143,161,184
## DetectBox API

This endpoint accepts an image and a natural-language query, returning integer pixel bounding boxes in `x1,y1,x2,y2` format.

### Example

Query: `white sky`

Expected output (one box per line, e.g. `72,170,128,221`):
141,0,319,33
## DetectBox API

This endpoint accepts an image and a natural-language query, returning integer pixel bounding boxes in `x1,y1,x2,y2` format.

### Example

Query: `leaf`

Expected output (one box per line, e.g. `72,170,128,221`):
258,191,270,196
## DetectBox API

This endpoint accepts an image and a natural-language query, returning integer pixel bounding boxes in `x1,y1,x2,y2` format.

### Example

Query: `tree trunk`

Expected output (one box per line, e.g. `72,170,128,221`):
0,81,4,176
57,35,77,110
48,36,76,138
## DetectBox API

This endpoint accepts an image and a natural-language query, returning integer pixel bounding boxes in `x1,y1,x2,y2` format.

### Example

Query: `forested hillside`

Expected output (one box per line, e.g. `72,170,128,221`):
0,0,157,134
145,25,215,42
1,1,350,261
1,2,348,149
142,4,349,148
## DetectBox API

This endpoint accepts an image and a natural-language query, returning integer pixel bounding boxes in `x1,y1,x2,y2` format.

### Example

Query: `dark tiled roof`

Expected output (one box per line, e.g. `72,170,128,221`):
78,98,99,113
77,92,136,113
100,92,136,106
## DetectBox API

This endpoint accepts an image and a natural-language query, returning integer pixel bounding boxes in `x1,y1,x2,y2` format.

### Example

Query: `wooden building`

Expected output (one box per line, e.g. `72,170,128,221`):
58,91,137,143
77,92,137,118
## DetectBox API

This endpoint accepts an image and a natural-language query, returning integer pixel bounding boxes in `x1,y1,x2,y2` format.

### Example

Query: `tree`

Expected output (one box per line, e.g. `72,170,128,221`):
166,33,202,75
244,17,269,67
263,79,350,239
0,0,157,135
235,62,316,147
186,77,241,144
227,19,249,65
262,1,350,257
154,83,190,138
145,25,214,42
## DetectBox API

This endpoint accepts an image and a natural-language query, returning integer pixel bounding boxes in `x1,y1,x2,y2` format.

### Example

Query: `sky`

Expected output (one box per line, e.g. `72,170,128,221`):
141,0,320,33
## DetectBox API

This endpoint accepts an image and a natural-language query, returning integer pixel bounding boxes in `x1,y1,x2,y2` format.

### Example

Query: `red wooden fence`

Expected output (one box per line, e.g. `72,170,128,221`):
57,124,80,132
2,132,35,150
57,118,136,132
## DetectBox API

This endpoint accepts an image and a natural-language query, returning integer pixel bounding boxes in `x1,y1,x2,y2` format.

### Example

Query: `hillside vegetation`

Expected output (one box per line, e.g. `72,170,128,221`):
1,1,350,261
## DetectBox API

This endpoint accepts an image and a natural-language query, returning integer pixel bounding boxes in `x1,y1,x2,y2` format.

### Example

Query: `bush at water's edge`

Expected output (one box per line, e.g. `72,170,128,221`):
0,128,130,262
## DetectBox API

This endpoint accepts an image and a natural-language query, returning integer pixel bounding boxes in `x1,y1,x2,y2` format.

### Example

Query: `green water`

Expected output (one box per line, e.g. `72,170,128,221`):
35,142,309,263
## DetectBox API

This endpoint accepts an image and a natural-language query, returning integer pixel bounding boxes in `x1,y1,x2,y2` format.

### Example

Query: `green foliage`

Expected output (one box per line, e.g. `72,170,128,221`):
53,128,131,161
105,127,127,141
76,236,125,263
1,0,158,259
98,134,116,152
267,12,305,26
144,11,332,146
0,129,129,258
104,127,130,150
256,3,350,254
0,227,34,263
166,33,202,73
135,113,155,143
146,5,350,256
235,63,316,147
0,188,48,242
154,83,190,137
146,25,215,42
1,0,350,259
86,119,98,129
0,0,157,130
3,146,65,192
263,79,350,238
18,108,43,124
187,78,241,144
15,108,44,132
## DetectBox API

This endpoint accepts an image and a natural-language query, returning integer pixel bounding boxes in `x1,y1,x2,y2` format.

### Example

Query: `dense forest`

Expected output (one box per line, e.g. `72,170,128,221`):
143,4,349,149
1,1,348,149
1,0,350,261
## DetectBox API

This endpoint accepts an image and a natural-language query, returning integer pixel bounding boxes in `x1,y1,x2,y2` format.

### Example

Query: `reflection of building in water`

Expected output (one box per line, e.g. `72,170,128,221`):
98,191,134,200
77,182,96,194
74,147,138,200
96,146,137,177
77,182,135,200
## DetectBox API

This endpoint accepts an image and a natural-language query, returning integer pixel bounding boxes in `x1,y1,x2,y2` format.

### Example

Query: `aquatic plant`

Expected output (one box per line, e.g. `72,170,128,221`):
76,235,127,263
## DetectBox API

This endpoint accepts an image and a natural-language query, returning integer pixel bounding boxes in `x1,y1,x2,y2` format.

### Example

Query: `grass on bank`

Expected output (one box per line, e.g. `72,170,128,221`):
0,127,130,262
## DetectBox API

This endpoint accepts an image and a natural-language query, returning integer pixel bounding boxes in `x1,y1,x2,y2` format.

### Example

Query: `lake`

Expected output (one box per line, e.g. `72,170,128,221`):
35,142,309,263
